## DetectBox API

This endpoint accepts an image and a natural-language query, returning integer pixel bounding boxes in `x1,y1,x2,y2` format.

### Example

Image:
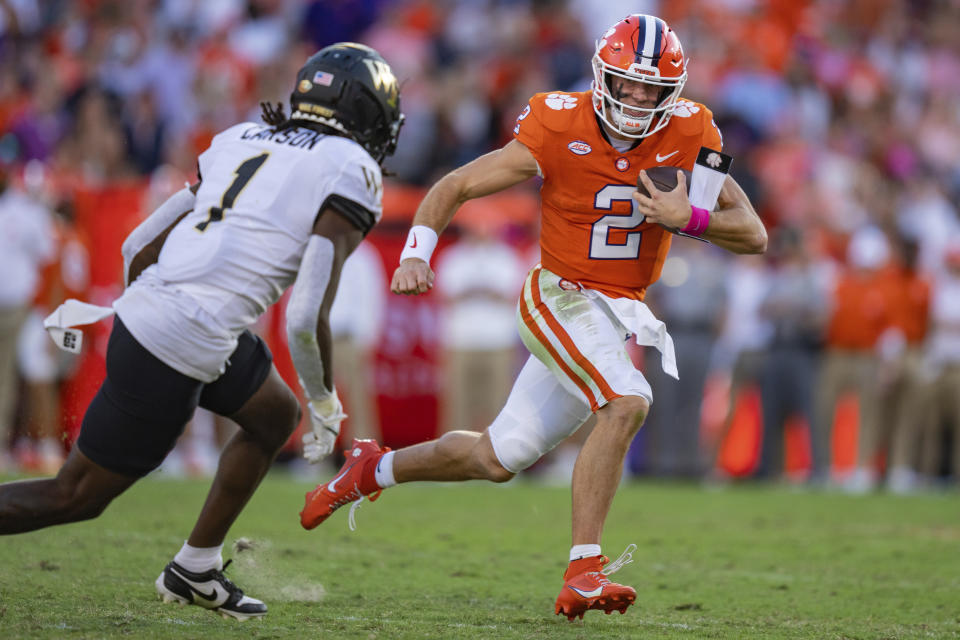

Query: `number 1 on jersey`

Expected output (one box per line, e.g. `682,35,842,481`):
196,152,269,232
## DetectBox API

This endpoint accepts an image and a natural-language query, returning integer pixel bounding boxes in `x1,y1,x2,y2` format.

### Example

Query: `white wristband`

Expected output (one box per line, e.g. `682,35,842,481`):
399,225,438,265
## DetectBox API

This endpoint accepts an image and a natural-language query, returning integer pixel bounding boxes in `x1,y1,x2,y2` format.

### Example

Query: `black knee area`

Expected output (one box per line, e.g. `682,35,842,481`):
50,476,115,524
272,388,301,445
69,496,113,523
236,383,301,453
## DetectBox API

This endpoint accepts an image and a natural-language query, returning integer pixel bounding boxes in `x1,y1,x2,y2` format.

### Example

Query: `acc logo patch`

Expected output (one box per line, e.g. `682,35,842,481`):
567,140,592,155
545,93,578,110
672,99,700,118
298,79,313,93
615,157,630,172
558,279,579,291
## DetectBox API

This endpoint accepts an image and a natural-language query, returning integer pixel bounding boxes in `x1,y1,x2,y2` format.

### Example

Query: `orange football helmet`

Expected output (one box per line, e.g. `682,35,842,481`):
592,14,687,139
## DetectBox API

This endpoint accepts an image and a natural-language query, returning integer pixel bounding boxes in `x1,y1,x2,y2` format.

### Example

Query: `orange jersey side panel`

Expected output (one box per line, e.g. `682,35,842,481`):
514,91,722,299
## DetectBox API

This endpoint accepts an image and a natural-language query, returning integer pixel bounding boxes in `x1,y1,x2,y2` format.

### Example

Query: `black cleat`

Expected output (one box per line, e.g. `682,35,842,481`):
155,559,266,620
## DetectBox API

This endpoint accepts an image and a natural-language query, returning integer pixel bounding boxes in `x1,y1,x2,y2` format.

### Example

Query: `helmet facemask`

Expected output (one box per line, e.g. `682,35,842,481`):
592,53,687,139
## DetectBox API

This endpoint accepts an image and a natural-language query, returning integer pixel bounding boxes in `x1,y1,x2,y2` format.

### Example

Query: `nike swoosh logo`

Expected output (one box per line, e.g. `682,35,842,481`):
656,150,679,162
409,233,418,248
169,567,228,606
670,60,683,67
569,585,604,599
328,463,356,492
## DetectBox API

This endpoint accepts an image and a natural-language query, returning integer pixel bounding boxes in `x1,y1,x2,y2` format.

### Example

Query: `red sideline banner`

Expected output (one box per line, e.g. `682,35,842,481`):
368,230,445,448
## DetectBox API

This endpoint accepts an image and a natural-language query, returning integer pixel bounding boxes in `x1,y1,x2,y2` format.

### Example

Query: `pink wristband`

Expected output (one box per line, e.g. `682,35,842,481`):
681,205,710,236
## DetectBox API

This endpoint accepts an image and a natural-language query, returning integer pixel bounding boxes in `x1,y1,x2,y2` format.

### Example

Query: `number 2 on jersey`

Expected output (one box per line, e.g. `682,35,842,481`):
590,185,643,259
195,152,269,232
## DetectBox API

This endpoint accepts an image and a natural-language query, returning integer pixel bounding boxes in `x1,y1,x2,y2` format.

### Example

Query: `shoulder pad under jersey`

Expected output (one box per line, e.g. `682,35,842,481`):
526,91,592,134
667,100,715,134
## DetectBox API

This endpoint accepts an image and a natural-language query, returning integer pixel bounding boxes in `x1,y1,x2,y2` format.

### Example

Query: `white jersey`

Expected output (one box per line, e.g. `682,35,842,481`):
114,122,383,382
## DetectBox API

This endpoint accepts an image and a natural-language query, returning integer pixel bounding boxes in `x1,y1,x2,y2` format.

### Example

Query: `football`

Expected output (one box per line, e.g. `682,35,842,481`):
635,165,691,198
636,166,708,241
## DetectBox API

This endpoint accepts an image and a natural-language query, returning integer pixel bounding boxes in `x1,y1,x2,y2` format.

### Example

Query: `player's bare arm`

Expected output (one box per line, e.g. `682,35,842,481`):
633,171,767,254
391,139,539,296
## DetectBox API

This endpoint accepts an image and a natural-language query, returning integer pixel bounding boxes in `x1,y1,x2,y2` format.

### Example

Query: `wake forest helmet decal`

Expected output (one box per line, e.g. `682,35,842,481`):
289,43,404,163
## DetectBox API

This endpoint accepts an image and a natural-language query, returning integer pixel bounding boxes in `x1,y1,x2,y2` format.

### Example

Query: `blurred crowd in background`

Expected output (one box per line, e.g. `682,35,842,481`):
1,0,959,493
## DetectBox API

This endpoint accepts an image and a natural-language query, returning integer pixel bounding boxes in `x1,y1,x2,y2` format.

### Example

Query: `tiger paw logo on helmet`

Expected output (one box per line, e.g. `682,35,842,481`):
545,93,578,110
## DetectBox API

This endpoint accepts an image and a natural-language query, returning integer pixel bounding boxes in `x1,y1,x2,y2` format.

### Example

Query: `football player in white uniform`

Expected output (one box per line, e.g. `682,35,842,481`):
0,43,403,620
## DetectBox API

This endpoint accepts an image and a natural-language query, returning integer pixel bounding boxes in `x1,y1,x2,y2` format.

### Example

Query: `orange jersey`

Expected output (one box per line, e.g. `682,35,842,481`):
513,90,722,300
887,266,930,345
826,271,897,350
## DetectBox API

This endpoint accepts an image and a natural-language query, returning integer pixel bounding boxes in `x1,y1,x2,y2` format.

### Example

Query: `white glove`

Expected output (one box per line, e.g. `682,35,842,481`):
301,389,347,463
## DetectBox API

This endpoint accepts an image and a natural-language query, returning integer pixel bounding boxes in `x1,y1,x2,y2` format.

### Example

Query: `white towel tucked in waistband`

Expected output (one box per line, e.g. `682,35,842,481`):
583,290,679,380
43,299,115,353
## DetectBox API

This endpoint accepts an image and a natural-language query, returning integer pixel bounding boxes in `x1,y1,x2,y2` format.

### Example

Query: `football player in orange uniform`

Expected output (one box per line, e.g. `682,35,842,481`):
301,14,766,620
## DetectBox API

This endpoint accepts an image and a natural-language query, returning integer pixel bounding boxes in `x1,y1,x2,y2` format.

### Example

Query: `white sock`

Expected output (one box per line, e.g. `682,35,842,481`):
569,544,602,562
174,541,223,573
374,450,397,488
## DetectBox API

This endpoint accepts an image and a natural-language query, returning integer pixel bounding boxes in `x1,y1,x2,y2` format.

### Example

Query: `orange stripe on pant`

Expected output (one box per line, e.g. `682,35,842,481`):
519,276,600,410
529,268,622,405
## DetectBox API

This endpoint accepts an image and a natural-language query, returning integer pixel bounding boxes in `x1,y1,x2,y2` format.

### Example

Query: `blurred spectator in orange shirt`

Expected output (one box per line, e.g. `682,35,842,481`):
813,226,896,490
878,235,931,493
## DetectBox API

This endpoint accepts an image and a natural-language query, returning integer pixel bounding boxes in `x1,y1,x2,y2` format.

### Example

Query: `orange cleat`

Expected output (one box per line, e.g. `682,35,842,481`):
554,544,637,621
300,439,390,530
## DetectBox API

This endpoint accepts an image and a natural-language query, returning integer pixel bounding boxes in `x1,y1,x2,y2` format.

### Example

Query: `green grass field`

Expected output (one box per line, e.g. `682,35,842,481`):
0,472,957,639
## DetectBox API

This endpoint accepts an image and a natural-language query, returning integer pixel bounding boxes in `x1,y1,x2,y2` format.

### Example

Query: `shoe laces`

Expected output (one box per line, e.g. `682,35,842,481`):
329,485,363,509
346,484,382,531
218,559,244,597
601,543,636,577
